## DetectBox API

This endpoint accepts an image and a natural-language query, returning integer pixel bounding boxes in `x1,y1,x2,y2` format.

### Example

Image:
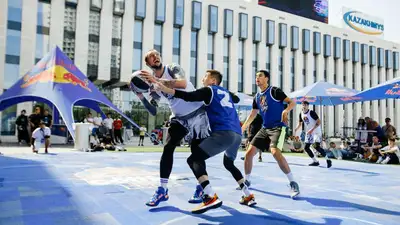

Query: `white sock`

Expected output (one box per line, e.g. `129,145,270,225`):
241,184,251,197
286,172,295,182
312,157,318,163
245,174,251,181
203,184,214,196
325,155,329,160
160,178,168,191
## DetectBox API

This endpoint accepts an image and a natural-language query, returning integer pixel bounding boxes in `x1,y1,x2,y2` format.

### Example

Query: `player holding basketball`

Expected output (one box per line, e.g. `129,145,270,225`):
155,70,255,214
241,70,300,199
130,49,210,206
295,101,332,168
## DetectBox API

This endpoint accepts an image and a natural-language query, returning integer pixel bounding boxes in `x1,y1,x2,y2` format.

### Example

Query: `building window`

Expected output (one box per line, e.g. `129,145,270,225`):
323,34,331,57
291,26,299,51
394,52,399,70
302,29,310,53
385,50,393,69
224,9,233,37
135,0,146,19
266,20,275,46
334,37,341,59
63,6,77,61
87,10,101,79
361,44,368,65
174,0,184,27
369,46,376,66
279,50,283,88
266,46,271,71
313,32,321,55
91,0,102,10
352,42,359,63
133,20,143,72
35,1,51,63
172,27,181,64
190,31,199,86
192,1,202,31
155,0,166,24
154,24,163,53
208,5,218,34
378,48,384,68
113,0,125,15
279,23,287,48
239,13,248,40
223,37,230,88
110,15,122,80
252,43,258,94
291,54,295,91
238,40,244,92
207,34,214,69
343,40,350,61
253,17,261,43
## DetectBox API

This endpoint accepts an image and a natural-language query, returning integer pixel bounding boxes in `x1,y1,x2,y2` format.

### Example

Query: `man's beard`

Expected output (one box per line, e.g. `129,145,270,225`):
151,63,163,70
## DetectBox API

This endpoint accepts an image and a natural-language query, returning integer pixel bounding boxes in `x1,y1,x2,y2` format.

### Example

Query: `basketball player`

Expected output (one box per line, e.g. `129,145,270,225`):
131,49,210,207
155,70,255,214
241,70,300,199
295,101,332,168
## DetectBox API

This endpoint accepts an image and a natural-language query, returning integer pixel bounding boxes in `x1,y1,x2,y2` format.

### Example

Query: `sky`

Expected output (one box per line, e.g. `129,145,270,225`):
328,0,400,43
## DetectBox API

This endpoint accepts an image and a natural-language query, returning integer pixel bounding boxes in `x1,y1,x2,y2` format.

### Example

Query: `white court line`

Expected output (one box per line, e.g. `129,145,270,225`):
159,207,383,225
0,178,79,184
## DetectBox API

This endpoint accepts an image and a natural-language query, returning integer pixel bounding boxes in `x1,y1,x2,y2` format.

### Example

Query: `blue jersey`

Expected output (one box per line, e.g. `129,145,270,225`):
254,86,286,129
206,86,242,135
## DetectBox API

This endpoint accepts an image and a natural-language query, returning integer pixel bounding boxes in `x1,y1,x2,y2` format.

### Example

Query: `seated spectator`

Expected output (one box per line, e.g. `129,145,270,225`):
361,136,383,162
289,136,304,153
377,138,400,164
327,142,343,160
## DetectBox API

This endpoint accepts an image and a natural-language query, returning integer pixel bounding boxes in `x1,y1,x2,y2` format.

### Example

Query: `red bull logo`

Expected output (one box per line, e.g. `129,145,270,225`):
325,88,355,96
340,96,362,101
295,96,317,103
385,83,400,96
21,65,91,92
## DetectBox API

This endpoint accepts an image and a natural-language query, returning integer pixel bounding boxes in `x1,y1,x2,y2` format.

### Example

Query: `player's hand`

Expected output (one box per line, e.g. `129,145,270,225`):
281,110,289,124
140,70,157,83
241,125,246,134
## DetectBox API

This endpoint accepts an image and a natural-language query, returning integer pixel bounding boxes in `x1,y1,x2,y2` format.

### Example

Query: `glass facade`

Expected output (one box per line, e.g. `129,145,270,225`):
385,50,393,69
155,0,166,23
253,17,262,43
224,9,233,37
313,32,321,55
238,41,244,92
63,6,77,61
174,0,184,27
302,29,310,53
223,37,230,88
207,34,214,69
192,1,202,31
279,23,287,48
266,20,275,46
394,52,399,70
208,5,218,34
378,48,384,68
252,43,258,94
132,20,143,72
352,42,359,63
154,24,163,53
291,26,299,51
361,44,368,65
87,10,101,78
110,15,122,80
239,13,248,40
323,34,331,57
190,31,198,86
334,37,341,59
135,0,146,19
343,40,350,61
370,46,376,66
36,1,51,63
172,27,181,64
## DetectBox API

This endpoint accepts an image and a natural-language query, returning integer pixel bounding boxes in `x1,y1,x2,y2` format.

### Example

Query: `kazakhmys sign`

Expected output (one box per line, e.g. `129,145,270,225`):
342,8,384,37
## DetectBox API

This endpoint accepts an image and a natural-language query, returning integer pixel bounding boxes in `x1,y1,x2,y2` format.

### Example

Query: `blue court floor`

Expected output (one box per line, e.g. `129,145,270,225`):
0,150,399,225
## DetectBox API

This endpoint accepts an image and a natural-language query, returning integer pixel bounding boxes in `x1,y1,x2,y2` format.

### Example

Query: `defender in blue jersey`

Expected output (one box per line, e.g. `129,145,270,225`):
241,70,300,199
155,70,256,214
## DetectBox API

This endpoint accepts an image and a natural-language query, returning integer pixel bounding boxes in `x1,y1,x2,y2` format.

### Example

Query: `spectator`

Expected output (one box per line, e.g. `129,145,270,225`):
15,110,30,145
382,118,396,140
372,121,386,144
42,109,53,128
362,136,383,162
103,113,116,145
113,116,124,144
84,113,95,135
289,136,304,153
31,121,51,154
377,138,400,164
93,113,103,133
327,142,342,160
29,106,42,132
139,125,147,146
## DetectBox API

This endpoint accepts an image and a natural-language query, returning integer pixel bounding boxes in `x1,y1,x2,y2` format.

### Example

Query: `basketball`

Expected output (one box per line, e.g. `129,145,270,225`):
130,71,151,93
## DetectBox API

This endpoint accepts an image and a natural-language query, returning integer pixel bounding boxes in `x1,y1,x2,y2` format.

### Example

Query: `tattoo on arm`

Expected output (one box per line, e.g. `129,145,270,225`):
160,79,177,88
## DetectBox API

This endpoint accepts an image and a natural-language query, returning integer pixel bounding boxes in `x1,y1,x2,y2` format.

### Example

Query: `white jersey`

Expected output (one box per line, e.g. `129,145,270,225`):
381,145,400,158
32,127,51,139
158,65,203,117
300,110,322,135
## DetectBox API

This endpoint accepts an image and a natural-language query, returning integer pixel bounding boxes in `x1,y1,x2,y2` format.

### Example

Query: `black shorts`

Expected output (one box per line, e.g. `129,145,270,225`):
250,127,287,151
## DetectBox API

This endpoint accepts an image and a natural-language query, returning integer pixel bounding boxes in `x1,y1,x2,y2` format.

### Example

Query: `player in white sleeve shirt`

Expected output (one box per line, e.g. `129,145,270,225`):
31,121,51,154
295,101,332,168
131,49,210,207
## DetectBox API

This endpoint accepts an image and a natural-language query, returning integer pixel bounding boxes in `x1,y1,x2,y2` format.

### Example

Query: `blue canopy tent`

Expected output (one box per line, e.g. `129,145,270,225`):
347,76,400,102
0,46,140,141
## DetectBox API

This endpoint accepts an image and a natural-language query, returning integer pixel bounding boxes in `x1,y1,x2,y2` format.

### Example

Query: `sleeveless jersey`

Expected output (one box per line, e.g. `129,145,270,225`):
300,110,322,135
159,65,203,117
206,86,242,135
255,86,285,129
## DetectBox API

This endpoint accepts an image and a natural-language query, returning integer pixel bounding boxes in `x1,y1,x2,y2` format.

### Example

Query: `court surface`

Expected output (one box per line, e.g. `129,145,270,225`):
0,149,399,225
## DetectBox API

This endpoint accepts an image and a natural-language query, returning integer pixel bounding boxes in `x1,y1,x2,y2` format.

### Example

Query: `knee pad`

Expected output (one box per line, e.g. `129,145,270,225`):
223,154,235,170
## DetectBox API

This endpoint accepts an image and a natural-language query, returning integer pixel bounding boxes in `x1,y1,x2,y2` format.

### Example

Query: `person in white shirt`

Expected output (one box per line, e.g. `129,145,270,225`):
102,113,116,145
295,101,332,168
32,121,51,154
377,138,400,164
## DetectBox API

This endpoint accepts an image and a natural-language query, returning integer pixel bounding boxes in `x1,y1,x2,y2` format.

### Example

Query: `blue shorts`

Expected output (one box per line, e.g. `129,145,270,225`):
199,131,242,161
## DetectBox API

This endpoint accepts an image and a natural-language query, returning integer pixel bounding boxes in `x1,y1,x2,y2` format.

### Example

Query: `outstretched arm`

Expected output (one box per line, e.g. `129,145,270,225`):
155,82,212,104
141,64,188,89
229,92,240,104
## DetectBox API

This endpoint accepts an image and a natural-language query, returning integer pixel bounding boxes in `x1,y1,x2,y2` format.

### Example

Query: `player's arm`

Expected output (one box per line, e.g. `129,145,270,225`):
295,113,303,132
158,64,187,89
272,87,295,124
155,82,212,103
241,99,259,133
309,110,321,133
229,92,240,104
